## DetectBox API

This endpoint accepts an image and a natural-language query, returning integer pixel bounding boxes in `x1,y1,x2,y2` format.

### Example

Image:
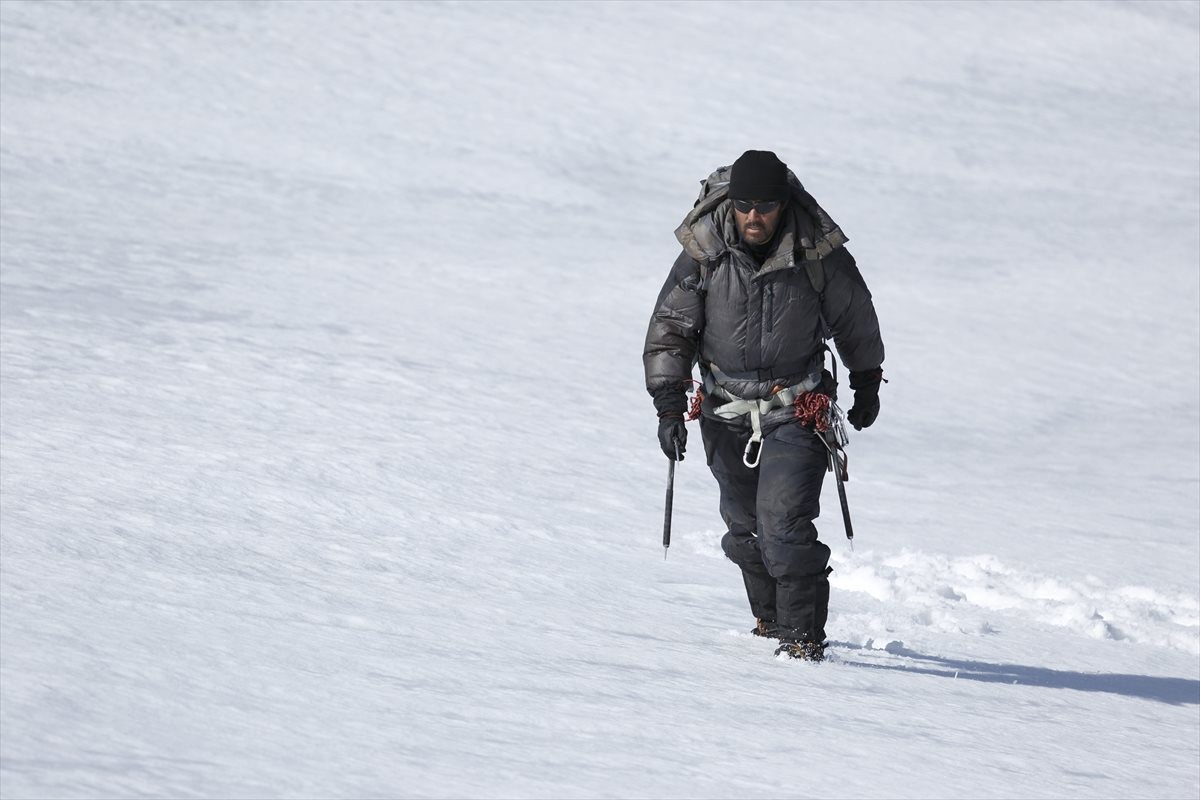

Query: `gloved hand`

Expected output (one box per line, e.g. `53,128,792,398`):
658,417,687,460
651,385,689,459
847,368,884,431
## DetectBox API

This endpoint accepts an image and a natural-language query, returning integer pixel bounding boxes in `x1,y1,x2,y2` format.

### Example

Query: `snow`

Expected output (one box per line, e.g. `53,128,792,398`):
1,1,1198,797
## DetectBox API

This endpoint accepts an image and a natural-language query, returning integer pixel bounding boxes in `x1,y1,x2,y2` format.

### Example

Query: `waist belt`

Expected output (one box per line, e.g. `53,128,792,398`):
705,368,821,468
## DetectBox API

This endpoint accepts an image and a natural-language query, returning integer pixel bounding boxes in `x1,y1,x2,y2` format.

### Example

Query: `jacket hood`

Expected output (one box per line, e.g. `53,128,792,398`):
674,165,849,273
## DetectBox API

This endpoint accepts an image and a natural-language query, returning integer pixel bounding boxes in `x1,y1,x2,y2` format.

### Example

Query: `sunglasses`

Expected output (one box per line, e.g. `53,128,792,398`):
731,199,782,214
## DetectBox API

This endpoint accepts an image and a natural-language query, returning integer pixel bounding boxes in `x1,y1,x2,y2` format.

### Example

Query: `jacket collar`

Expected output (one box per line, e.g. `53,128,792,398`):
674,165,849,274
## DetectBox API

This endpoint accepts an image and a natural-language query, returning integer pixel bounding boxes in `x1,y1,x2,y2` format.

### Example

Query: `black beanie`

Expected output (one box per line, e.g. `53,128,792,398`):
728,150,790,201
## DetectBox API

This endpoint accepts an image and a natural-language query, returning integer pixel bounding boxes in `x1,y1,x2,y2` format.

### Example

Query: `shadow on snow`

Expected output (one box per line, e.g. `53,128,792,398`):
830,641,1200,706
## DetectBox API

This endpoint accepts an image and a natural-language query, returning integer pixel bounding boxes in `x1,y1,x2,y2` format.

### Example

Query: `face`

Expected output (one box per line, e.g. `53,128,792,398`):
733,200,784,246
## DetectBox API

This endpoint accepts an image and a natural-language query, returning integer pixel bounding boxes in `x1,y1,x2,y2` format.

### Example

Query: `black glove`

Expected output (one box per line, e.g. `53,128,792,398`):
658,417,687,460
651,385,688,459
846,368,883,431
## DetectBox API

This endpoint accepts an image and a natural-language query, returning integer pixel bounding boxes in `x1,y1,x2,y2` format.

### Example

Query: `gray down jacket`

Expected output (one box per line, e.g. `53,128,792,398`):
643,166,885,408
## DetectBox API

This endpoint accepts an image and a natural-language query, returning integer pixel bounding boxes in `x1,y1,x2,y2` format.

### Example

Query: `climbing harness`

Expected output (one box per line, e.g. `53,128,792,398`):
702,365,822,468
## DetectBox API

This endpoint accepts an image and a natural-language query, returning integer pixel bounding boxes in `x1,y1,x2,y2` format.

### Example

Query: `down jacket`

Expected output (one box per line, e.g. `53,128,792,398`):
643,166,884,409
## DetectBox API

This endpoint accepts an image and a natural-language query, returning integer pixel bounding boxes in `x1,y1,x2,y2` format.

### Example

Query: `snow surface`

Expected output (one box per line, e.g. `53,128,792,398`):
1,1,1198,798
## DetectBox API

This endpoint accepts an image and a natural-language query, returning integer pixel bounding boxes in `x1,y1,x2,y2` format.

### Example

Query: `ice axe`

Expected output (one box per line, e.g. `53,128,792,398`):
810,347,855,548
829,445,854,550
823,404,855,549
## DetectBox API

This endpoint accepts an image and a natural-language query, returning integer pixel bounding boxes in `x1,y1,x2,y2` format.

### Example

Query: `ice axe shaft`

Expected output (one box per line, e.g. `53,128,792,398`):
662,439,680,559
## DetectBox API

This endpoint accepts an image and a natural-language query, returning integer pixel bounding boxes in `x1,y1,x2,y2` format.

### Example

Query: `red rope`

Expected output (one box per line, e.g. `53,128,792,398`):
793,391,832,432
685,380,704,421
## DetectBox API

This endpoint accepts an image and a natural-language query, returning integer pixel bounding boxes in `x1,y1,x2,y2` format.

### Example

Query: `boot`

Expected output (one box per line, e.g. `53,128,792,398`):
751,618,780,639
774,639,827,662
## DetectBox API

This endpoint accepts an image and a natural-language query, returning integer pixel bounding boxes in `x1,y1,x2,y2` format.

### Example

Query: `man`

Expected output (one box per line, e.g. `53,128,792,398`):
643,150,885,661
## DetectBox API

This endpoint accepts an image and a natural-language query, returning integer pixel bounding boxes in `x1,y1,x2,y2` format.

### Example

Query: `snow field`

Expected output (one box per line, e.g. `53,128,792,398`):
2,1,1198,798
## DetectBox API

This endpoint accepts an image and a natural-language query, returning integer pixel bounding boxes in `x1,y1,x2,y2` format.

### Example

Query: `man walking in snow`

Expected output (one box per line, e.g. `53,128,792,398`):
643,150,885,661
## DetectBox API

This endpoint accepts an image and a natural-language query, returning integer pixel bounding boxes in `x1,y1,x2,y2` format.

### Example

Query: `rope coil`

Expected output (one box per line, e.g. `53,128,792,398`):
793,391,832,432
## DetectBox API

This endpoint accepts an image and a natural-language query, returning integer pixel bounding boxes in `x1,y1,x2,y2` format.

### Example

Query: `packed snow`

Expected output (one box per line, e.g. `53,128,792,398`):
1,1,1198,798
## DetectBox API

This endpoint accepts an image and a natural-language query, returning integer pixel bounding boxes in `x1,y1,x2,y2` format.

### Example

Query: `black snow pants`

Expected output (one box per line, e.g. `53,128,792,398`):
700,414,832,643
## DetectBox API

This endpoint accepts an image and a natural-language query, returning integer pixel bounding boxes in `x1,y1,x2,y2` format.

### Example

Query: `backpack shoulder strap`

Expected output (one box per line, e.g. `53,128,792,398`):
802,256,831,342
803,257,826,297
696,259,716,293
